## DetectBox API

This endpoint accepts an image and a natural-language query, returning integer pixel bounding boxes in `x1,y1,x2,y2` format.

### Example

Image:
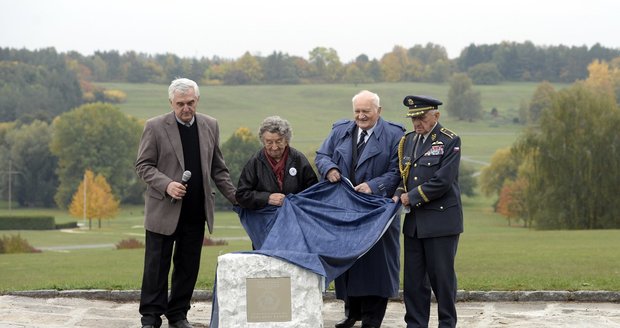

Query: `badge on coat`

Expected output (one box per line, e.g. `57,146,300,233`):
424,145,444,156
289,167,297,176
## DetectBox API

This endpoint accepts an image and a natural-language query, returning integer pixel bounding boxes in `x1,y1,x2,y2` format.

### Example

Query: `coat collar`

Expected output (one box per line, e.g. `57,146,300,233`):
414,122,443,160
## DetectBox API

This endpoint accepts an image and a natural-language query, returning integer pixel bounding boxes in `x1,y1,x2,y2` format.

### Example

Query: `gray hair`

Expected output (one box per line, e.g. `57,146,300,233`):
352,90,380,108
258,116,292,143
168,78,200,101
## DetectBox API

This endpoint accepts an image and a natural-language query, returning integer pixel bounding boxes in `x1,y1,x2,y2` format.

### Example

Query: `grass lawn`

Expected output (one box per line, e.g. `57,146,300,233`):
1,195,619,292
454,196,620,291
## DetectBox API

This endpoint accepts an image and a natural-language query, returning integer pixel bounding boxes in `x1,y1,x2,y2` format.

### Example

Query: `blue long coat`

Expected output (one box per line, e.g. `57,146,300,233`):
315,117,405,298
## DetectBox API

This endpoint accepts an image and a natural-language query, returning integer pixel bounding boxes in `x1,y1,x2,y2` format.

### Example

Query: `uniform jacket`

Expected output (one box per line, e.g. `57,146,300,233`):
315,117,405,298
395,123,463,238
235,146,318,209
135,112,236,235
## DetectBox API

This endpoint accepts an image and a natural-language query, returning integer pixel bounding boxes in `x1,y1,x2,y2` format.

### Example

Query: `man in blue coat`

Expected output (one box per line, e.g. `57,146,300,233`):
394,95,463,328
316,90,405,328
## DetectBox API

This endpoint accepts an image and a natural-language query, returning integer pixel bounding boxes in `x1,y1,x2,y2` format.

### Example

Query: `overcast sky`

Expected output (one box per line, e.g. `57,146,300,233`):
1,0,619,62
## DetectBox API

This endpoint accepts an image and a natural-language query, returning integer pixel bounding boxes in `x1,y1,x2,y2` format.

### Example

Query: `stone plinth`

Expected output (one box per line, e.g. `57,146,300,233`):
215,253,324,327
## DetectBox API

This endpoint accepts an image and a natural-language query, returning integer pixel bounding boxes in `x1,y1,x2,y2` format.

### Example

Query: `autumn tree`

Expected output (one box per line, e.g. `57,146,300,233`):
479,148,520,197
224,52,264,84
380,46,409,82
69,170,119,229
517,84,620,229
203,60,232,85
496,178,528,227
585,59,614,99
50,102,142,208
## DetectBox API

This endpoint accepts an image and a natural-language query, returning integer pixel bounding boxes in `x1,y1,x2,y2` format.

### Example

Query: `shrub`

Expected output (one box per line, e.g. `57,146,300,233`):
103,89,127,103
55,221,78,230
0,234,41,254
115,238,145,250
0,216,55,230
203,237,228,246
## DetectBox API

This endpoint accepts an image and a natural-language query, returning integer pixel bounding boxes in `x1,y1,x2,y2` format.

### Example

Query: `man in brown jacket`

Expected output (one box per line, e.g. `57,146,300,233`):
135,78,236,328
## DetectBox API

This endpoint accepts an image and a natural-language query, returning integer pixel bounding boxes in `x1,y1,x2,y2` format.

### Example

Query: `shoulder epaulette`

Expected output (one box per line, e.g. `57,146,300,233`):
440,127,457,139
386,121,406,132
332,119,351,129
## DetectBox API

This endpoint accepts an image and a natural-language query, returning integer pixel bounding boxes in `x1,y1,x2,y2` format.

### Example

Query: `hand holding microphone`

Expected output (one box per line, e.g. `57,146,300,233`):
170,170,192,204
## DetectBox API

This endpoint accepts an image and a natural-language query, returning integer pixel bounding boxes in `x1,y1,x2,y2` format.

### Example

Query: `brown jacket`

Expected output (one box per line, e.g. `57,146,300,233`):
136,112,236,235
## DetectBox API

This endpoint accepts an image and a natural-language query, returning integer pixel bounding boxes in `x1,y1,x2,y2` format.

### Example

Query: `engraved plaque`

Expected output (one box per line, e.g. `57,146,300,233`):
246,277,292,322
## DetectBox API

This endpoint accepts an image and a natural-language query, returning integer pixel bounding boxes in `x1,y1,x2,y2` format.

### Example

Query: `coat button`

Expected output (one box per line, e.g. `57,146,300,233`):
414,177,418,181
427,162,431,166
413,163,418,167
440,206,444,210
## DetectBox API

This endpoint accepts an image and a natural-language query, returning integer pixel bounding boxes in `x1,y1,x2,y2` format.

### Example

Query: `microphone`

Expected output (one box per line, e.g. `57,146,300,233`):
171,170,192,204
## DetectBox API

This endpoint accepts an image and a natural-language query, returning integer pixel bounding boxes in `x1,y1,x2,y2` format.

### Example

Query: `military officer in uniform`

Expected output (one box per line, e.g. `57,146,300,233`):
393,95,463,328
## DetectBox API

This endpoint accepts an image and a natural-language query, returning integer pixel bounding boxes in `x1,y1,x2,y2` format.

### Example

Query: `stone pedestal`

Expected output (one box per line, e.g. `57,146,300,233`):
215,253,324,327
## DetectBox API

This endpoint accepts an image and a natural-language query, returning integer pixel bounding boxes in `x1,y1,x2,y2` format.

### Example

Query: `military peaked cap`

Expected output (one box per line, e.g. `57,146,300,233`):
403,95,442,117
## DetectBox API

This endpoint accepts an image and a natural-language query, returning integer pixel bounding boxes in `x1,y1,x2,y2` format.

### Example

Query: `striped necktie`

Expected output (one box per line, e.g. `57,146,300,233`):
357,130,368,153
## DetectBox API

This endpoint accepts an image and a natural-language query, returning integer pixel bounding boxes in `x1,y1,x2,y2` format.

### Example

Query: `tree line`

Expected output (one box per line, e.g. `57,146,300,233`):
3,41,620,88
479,60,620,229
3,42,619,125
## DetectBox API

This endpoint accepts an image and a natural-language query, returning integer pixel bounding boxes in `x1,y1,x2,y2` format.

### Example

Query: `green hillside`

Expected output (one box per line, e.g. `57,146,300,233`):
99,81,563,168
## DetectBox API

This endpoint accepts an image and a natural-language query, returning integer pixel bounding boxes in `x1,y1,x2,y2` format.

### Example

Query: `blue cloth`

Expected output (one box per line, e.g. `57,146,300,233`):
235,179,400,284
210,180,400,327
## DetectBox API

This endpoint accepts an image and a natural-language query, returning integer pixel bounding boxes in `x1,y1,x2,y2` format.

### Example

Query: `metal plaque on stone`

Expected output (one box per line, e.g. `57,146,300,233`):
246,277,292,322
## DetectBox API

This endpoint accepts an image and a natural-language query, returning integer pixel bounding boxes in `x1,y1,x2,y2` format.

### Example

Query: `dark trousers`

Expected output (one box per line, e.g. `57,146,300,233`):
139,220,205,327
403,233,459,328
345,295,388,327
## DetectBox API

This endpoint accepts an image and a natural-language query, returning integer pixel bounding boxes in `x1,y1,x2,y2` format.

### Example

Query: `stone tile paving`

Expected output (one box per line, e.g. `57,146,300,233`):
2,294,620,327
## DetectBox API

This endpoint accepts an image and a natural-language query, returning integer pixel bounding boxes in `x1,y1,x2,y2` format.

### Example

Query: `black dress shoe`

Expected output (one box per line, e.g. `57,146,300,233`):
168,319,193,328
335,317,359,328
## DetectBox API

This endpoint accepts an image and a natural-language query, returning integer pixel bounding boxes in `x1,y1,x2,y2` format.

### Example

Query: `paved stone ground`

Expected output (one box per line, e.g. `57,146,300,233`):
1,291,620,327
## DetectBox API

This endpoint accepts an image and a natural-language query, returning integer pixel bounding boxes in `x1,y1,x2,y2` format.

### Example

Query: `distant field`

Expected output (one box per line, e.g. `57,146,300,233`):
4,81,615,293
98,81,564,167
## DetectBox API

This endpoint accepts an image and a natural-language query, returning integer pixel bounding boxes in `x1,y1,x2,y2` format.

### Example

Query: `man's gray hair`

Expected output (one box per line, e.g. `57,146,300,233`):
258,116,293,142
352,90,380,108
168,78,200,101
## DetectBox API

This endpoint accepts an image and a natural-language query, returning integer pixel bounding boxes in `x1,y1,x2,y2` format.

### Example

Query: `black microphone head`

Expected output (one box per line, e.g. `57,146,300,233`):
181,170,192,183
